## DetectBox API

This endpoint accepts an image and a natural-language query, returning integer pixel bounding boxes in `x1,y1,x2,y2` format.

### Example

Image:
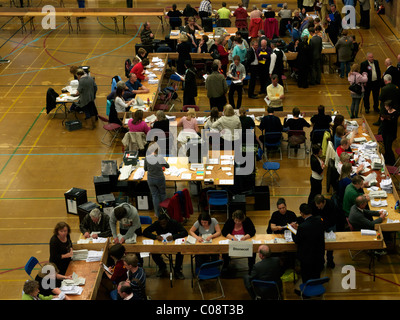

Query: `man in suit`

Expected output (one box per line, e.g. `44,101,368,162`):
373,74,400,127
359,0,370,29
243,245,283,299
382,58,400,88
309,27,323,85
292,203,325,284
326,4,342,45
360,52,381,113
348,195,386,231
247,40,260,99
269,41,286,86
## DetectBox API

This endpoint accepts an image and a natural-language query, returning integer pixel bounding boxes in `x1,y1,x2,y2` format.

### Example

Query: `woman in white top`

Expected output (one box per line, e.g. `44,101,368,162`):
114,87,135,112
211,104,241,148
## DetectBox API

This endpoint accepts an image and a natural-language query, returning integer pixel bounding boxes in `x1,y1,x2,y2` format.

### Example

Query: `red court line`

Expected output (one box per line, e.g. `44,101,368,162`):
0,260,48,276
356,268,400,287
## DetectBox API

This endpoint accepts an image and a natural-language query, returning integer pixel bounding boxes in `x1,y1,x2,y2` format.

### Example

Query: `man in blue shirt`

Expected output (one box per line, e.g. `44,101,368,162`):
125,73,149,97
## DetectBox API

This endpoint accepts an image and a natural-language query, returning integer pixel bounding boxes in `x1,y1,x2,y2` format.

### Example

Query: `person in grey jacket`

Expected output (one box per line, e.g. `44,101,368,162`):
79,208,112,239
348,195,387,231
110,202,142,244
335,29,354,78
144,142,170,218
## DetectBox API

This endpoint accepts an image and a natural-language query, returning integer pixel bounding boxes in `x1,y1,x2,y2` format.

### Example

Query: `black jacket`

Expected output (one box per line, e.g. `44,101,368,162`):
46,88,59,114
143,218,188,240
360,59,381,83
222,217,256,238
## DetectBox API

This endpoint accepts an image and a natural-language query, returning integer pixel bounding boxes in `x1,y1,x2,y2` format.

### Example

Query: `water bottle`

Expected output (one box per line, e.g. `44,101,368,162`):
362,120,366,133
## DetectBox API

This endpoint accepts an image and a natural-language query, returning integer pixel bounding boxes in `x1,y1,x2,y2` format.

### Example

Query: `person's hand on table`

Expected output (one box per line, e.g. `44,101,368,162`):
83,232,90,238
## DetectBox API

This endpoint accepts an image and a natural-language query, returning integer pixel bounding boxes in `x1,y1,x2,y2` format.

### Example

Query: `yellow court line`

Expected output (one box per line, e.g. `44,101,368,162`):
0,26,68,124
0,33,71,200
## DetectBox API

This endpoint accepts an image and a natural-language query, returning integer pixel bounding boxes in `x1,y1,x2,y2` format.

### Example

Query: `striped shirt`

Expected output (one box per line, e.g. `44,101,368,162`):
199,0,212,14
127,267,146,300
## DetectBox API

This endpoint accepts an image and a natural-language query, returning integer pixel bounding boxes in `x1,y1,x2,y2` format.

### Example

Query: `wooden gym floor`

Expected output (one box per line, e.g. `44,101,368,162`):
1,0,400,301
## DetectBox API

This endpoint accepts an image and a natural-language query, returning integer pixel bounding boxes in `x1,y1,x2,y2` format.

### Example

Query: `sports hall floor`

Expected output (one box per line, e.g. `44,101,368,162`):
1,0,400,301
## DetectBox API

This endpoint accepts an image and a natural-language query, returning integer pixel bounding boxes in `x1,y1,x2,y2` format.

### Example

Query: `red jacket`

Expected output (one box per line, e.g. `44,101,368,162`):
217,45,229,66
249,18,263,37
234,7,248,29
130,62,145,81
263,18,279,39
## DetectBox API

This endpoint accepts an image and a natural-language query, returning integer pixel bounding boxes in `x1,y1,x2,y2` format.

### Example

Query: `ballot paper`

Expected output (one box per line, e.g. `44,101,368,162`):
132,167,145,180
142,239,154,245
86,250,103,262
325,231,337,242
370,199,388,207
72,249,88,261
60,286,83,295
235,235,244,241
52,292,66,300
119,165,134,180
181,173,192,180
221,167,231,171
175,238,186,244
103,263,113,274
286,223,297,235
61,272,85,286
186,235,197,244
202,234,213,243
219,240,230,244
361,229,377,236
219,179,234,185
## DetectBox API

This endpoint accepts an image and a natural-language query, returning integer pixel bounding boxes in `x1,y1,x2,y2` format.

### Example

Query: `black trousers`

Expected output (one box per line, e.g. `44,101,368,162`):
152,253,184,272
363,80,380,112
383,134,396,166
308,176,322,204
248,65,259,97
360,9,370,28
228,83,243,109
209,95,227,112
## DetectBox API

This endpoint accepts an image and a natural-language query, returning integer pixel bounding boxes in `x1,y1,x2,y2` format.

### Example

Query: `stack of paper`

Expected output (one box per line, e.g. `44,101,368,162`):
61,272,85,286
72,249,88,261
370,199,388,207
186,235,197,244
86,250,103,262
325,231,336,242
119,165,134,180
60,286,83,295
132,167,144,180
361,229,377,236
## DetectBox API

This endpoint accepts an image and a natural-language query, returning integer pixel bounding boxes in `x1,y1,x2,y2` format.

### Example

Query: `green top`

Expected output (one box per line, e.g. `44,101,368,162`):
217,7,231,19
343,183,363,216
22,293,54,300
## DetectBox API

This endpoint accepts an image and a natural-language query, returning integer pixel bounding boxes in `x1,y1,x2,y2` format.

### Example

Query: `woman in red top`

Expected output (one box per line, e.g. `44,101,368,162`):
104,244,127,285
216,36,229,75
130,58,150,81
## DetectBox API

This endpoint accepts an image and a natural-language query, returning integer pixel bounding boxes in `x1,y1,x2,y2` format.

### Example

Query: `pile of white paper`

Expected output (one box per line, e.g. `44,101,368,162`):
86,250,103,262
61,272,85,287
132,167,144,180
120,165,134,180
60,286,83,295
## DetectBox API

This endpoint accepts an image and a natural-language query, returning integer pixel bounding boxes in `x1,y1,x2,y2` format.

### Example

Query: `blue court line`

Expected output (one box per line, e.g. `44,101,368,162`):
0,153,123,156
0,22,142,77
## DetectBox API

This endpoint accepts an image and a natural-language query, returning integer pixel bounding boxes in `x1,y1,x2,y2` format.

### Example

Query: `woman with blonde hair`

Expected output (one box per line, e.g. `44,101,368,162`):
348,63,368,119
211,104,242,148
177,108,200,145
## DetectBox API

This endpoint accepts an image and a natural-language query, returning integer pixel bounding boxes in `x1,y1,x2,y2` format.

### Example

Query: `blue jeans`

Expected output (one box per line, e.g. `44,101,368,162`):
340,61,350,78
147,177,167,217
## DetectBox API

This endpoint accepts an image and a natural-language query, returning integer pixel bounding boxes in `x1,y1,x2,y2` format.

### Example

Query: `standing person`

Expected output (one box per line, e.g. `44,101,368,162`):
309,27,322,85
374,74,400,127
205,63,228,111
380,100,399,166
189,212,222,268
247,40,260,99
215,36,229,75
348,63,368,118
382,58,400,88
308,144,325,204
144,142,170,217
269,41,286,86
143,214,188,279
72,68,98,130
227,55,246,109
243,245,284,300
292,203,325,286
109,202,142,244
49,222,73,276
296,36,310,88
199,0,212,23
257,39,272,94
359,0,370,29
221,210,256,273
176,34,192,75
360,52,381,114
266,74,285,111
179,60,198,106
335,29,353,79
326,4,342,45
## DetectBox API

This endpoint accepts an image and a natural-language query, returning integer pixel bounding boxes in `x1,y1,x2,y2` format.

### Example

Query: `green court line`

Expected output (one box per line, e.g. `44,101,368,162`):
0,153,123,156
0,107,45,176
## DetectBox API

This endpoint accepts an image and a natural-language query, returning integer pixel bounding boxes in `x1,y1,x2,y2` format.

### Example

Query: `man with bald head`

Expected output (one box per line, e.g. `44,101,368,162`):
348,195,387,231
382,58,400,88
360,52,381,113
257,39,272,94
243,245,283,299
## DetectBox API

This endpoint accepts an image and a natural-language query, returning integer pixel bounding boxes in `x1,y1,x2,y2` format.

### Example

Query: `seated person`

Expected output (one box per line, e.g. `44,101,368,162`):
125,73,149,98
221,210,256,273
130,58,150,82
239,106,262,147
189,212,221,268
283,107,311,131
211,104,242,148
310,105,332,142
216,2,232,27
34,263,72,300
267,198,298,234
167,4,183,30
342,175,370,217
136,48,148,62
143,214,188,279
349,195,387,231
115,86,135,112
122,254,146,300
22,280,55,300
336,137,353,159
197,35,210,53
184,16,203,49
177,108,200,145
79,208,112,239
128,110,150,134
258,106,283,143
151,110,170,133
103,244,128,285
204,106,220,130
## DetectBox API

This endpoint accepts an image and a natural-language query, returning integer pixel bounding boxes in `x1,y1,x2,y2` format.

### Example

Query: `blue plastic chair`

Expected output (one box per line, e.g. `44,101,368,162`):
263,132,283,160
251,279,281,300
299,277,330,299
207,190,229,219
24,257,42,280
110,289,119,300
195,259,225,300
262,161,280,186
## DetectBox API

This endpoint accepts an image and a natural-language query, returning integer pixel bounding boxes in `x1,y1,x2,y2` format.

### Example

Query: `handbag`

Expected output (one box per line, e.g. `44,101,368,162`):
348,74,362,95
